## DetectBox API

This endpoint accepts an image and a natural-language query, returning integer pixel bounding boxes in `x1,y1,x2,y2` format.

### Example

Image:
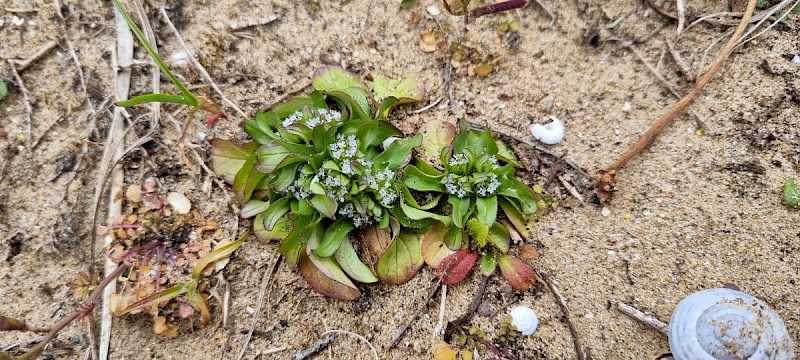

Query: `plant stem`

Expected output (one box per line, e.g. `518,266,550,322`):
595,0,758,203
11,264,129,360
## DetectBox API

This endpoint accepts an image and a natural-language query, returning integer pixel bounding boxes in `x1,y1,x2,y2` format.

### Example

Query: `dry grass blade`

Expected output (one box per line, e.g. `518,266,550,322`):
7,60,32,149
98,5,134,360
321,329,379,360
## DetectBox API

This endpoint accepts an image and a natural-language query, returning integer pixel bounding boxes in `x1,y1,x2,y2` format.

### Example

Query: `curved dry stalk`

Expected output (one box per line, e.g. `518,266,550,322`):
321,329,379,360
594,0,758,203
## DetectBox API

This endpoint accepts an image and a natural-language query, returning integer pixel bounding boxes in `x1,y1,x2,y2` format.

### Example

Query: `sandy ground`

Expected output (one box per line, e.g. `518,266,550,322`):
1,0,799,359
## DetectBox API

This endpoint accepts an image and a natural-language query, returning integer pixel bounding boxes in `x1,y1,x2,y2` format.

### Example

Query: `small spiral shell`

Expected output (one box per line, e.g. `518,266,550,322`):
509,306,539,336
668,288,794,360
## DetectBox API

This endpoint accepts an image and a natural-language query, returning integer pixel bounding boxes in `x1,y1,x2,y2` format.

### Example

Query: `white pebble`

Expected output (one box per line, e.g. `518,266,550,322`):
601,207,611,217
426,5,441,16
167,192,192,214
792,54,800,65
196,131,207,141
11,16,25,26
172,50,190,66
530,115,565,145
509,306,539,336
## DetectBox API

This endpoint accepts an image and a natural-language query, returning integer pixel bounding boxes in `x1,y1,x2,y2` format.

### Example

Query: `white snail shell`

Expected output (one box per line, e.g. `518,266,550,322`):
509,306,539,336
668,288,794,360
530,115,565,145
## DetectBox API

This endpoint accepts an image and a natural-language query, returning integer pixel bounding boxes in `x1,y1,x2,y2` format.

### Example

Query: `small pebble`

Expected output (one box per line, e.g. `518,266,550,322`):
196,131,207,141
167,192,192,214
426,5,441,16
792,54,800,65
601,207,611,217
172,50,190,66
11,16,25,26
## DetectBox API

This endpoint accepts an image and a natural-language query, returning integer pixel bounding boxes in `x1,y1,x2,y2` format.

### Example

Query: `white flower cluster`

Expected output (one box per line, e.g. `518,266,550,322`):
487,155,499,169
281,108,342,129
475,173,500,197
444,174,468,198
363,167,398,206
281,110,304,128
329,134,359,161
285,173,311,200
337,203,377,227
312,168,349,202
450,152,469,166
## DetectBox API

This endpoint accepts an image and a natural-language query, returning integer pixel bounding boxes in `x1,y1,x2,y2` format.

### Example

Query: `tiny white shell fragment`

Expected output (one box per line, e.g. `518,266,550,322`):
11,16,25,26
530,115,565,145
196,131,207,141
426,5,441,16
167,192,192,214
509,306,539,336
172,50,190,66
792,54,800,65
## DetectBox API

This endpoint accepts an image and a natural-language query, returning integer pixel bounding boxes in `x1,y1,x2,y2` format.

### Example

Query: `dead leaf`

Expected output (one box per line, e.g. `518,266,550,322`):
438,249,478,285
432,340,457,360
154,316,179,338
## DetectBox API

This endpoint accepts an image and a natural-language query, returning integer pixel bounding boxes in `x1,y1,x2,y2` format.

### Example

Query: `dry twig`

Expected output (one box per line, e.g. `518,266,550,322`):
595,0,757,203
321,329,379,360
616,303,668,335
538,271,590,360
7,60,32,149
235,250,281,360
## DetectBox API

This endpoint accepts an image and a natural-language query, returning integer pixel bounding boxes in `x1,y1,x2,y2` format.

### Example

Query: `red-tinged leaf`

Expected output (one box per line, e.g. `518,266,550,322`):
376,230,424,285
437,249,478,285
498,255,536,291
422,222,457,269
298,248,360,300
0,316,27,331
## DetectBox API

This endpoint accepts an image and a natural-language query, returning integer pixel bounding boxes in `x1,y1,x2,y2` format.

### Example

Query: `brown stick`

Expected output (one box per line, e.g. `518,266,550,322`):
595,0,757,203
538,271,590,360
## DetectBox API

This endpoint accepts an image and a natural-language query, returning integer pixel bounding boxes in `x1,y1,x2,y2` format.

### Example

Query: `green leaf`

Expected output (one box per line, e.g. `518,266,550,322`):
210,140,259,184
280,215,314,265
125,281,192,314
372,74,424,118
263,196,291,231
116,93,195,107
403,165,445,192
373,134,423,170
466,218,489,248
192,232,247,279
421,222,457,269
309,194,337,219
312,68,372,120
488,222,510,253
499,178,538,215
334,237,379,283
233,153,268,203
400,184,441,210
475,195,498,226
241,199,269,218
401,200,451,226
253,212,292,242
255,142,297,174
499,197,529,238
784,178,800,208
417,120,457,166
0,79,7,101
377,230,424,285
496,139,523,168
444,224,463,250
298,248,361,300
112,0,197,106
314,219,355,257
448,195,472,229
480,249,497,276
400,0,416,9
356,119,404,150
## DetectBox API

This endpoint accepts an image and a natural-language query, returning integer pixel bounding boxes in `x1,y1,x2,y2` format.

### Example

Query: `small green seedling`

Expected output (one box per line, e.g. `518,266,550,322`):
0,79,7,101
784,178,799,208
111,0,224,126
